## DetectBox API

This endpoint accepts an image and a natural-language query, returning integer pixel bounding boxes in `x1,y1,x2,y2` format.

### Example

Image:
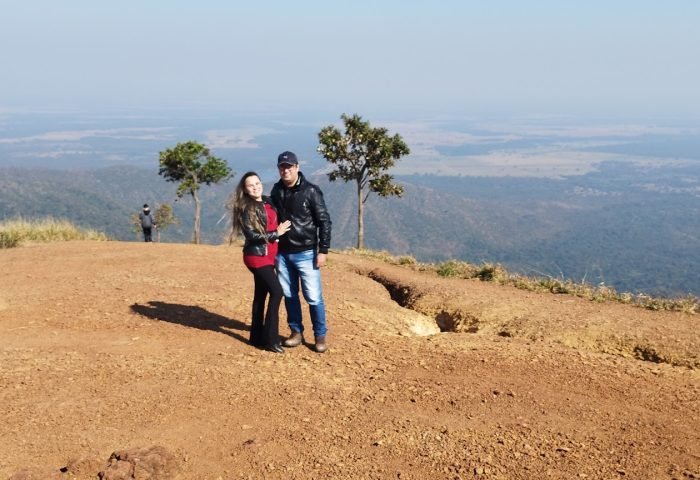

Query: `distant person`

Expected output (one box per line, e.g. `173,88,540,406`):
230,171,291,353
270,151,332,353
139,204,156,242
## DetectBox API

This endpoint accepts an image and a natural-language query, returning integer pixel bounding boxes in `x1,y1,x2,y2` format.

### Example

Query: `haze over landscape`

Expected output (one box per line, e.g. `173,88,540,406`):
1,0,699,297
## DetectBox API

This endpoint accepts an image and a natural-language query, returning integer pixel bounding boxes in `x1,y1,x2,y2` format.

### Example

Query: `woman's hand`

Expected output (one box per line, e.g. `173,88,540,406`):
276,220,291,236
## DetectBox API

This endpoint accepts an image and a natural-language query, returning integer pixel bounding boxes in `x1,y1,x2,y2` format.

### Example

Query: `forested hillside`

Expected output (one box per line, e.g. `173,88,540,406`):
1,163,698,297
0,166,233,244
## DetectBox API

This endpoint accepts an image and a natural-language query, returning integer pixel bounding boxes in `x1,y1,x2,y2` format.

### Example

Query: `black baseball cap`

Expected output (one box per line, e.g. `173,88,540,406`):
277,151,298,166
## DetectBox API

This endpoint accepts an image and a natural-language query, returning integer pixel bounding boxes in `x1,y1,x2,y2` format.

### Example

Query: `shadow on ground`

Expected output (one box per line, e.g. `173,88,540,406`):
131,301,249,344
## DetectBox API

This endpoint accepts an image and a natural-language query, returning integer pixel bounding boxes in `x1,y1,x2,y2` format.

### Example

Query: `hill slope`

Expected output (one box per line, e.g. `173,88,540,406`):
3,165,700,297
1,242,698,479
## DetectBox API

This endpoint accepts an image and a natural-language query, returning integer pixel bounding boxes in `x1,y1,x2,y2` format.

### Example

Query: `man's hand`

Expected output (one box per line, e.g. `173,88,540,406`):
316,253,327,268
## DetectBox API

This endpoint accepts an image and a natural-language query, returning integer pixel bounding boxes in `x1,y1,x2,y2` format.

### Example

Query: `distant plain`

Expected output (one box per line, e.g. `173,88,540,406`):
1,108,698,297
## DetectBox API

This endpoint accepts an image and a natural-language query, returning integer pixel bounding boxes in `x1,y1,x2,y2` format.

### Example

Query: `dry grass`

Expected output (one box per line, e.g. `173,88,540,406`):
343,248,698,314
0,217,109,248
345,248,419,266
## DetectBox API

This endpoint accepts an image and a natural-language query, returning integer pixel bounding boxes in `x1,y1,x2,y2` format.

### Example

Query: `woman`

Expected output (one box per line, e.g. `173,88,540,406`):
230,171,291,353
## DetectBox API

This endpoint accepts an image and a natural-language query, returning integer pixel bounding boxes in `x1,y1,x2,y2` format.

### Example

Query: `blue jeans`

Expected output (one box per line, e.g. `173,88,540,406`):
276,249,327,337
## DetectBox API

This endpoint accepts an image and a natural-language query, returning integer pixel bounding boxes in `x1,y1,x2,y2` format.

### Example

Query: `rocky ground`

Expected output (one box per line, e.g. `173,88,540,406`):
0,241,698,479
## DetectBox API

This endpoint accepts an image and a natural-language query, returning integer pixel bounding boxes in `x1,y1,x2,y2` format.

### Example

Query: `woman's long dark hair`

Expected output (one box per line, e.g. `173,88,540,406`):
228,171,266,244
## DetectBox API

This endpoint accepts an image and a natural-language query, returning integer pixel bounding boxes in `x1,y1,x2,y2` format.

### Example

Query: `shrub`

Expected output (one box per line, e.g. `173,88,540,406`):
474,263,508,282
436,260,476,278
539,278,571,294
0,230,21,248
397,255,417,265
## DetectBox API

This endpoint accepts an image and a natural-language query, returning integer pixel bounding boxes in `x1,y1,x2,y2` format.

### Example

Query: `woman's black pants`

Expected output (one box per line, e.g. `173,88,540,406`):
247,265,283,347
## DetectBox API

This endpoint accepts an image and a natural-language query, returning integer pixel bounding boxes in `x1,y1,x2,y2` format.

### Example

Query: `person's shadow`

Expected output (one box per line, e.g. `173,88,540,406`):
130,301,249,345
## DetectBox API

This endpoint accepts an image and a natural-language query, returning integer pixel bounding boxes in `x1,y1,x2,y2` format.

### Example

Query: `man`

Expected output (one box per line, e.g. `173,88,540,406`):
271,151,332,353
139,204,157,242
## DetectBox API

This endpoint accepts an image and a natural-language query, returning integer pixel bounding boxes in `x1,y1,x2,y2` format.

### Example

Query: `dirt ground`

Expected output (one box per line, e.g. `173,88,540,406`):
0,241,698,480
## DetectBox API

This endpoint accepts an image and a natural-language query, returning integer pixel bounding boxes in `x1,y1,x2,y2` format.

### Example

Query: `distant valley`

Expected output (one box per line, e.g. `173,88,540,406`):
2,109,699,297
1,162,699,298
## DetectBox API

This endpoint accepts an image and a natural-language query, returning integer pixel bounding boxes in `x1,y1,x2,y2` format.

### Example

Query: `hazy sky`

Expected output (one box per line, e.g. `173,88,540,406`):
1,1,698,117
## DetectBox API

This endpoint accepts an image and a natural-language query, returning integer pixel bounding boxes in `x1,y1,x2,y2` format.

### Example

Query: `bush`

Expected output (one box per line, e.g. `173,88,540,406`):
474,263,508,282
0,230,21,248
436,260,476,278
397,255,417,265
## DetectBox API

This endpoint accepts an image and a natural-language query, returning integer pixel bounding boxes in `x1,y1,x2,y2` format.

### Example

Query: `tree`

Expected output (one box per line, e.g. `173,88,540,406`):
158,141,233,244
153,203,179,242
318,113,410,249
129,203,179,242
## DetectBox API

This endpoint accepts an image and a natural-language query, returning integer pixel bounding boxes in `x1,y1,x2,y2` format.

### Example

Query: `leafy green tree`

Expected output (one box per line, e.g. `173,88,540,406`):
158,141,233,244
318,113,410,248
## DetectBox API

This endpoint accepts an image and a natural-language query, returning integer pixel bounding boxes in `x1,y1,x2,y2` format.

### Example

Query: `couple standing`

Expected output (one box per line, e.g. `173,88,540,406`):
231,151,332,354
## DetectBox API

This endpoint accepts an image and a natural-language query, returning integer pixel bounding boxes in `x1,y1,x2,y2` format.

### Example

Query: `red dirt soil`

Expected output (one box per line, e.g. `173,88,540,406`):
0,241,698,479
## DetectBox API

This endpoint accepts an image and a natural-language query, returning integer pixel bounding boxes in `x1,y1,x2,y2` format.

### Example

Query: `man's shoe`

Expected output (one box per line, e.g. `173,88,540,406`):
283,331,303,348
314,336,327,353
266,343,285,354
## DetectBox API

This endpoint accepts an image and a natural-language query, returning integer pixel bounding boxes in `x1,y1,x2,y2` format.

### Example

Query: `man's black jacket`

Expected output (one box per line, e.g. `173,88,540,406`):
270,172,332,254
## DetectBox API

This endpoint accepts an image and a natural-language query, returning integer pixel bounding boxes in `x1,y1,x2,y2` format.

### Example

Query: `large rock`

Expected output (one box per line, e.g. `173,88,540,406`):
99,446,180,480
